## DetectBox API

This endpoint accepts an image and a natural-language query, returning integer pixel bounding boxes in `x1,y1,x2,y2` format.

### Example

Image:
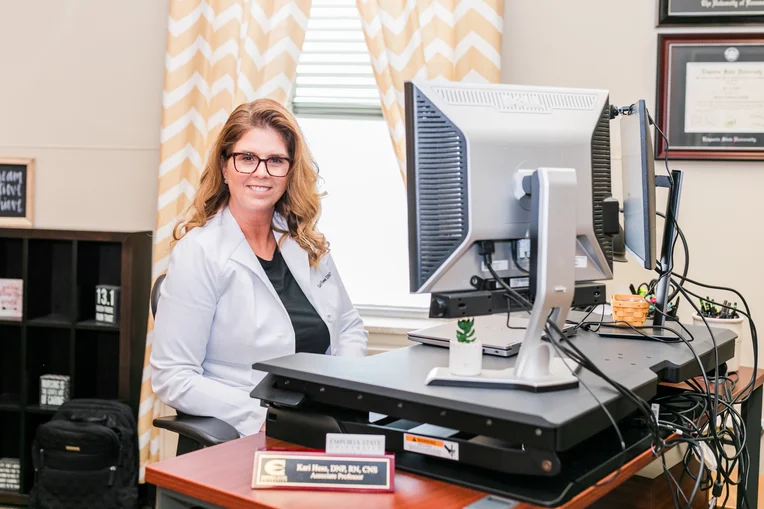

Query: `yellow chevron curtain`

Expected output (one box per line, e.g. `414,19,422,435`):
356,0,503,183
137,0,311,480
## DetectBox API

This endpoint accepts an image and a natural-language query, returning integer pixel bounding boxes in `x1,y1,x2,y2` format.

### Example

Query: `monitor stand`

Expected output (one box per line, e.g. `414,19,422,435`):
597,169,684,341
425,167,580,392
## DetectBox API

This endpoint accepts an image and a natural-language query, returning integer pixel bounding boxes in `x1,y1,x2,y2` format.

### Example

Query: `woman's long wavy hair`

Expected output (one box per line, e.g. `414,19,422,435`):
172,99,329,267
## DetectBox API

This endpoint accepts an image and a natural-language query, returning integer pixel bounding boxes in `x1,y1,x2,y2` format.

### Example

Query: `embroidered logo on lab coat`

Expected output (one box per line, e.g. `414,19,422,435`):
317,271,332,288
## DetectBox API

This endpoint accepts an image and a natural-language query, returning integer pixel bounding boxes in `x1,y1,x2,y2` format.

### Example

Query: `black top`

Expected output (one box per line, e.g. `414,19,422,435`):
257,247,331,354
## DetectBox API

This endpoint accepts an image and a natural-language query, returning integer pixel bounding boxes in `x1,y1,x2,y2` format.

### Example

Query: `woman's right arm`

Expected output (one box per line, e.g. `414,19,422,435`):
150,237,256,436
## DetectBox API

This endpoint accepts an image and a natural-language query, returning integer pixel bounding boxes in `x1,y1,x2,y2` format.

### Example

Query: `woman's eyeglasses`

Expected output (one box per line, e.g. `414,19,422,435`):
231,152,292,177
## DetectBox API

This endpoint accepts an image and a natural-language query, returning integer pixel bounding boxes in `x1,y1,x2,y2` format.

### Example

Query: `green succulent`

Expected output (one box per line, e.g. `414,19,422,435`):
456,318,476,343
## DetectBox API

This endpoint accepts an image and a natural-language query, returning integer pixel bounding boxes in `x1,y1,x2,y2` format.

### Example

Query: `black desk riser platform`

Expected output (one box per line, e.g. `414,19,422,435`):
251,322,735,506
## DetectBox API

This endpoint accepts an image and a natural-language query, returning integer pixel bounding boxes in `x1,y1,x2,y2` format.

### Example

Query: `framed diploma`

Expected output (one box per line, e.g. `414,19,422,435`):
655,33,764,160
658,0,764,25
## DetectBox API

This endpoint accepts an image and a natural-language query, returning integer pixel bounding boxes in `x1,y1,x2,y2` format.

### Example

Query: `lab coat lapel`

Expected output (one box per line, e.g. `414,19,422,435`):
223,207,281,303
277,232,318,311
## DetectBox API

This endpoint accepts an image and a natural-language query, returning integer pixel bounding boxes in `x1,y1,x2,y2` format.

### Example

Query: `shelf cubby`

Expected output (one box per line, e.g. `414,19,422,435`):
25,328,71,408
0,410,20,458
26,239,74,322
0,326,21,409
0,410,21,497
74,330,120,400
22,412,49,494
0,238,23,280
76,241,122,323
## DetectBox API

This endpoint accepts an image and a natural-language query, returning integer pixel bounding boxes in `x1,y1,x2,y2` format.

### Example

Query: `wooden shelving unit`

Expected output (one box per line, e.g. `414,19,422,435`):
0,228,152,505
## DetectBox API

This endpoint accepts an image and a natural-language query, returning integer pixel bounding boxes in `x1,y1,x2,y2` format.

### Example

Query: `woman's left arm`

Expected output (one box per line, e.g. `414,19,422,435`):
326,255,368,357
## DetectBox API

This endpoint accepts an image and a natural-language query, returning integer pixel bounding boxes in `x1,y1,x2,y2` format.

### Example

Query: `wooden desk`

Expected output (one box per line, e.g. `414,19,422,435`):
146,367,764,509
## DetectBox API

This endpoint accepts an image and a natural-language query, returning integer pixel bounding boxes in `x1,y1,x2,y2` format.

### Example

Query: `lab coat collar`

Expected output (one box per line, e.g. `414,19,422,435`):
223,205,312,305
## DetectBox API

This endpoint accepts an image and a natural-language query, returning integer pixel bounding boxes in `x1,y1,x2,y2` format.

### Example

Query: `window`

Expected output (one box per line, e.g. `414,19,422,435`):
292,0,382,117
293,1,428,313
298,116,430,312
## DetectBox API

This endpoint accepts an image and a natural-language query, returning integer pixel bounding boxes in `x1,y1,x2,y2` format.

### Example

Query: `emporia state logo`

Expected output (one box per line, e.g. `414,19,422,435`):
263,459,286,477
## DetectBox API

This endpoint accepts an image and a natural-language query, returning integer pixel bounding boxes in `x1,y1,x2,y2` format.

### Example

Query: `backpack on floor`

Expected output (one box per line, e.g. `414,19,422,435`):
29,399,139,509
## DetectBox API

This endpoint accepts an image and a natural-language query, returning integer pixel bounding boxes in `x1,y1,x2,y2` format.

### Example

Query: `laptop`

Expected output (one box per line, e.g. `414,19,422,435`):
407,313,576,357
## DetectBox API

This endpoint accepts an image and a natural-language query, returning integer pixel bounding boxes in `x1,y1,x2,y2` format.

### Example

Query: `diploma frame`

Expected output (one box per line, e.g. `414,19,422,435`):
655,33,764,161
658,0,764,26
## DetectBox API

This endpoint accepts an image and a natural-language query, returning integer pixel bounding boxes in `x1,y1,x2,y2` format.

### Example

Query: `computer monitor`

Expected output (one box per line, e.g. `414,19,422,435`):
405,80,614,296
404,79,616,391
619,100,656,270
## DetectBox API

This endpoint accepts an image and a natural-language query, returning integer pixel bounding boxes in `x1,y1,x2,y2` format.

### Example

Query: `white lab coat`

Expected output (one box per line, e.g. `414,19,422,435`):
150,205,368,437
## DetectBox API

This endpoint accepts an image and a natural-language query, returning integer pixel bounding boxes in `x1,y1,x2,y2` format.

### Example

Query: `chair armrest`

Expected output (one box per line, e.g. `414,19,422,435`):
153,414,240,447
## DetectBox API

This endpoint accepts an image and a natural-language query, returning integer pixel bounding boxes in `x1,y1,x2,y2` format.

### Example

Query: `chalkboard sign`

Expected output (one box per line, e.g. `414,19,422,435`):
0,158,34,227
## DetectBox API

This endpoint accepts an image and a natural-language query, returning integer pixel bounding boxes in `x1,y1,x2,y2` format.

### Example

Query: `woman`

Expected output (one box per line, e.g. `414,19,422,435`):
150,99,368,437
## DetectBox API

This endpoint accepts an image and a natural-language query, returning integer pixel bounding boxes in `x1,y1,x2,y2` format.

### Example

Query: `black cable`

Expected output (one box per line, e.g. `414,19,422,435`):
481,257,633,475
669,273,758,404
668,280,754,505
661,449,685,508
642,117,680,319
650,225,681,321
646,108,674,189
504,292,528,330
481,251,665,478
577,318,689,343
570,304,606,333
511,240,529,274
669,283,722,465
656,210,688,303
492,257,750,508
644,282,726,499
640,178,732,505
485,255,660,431
644,107,754,507
674,282,758,403
669,279,756,504
687,442,705,509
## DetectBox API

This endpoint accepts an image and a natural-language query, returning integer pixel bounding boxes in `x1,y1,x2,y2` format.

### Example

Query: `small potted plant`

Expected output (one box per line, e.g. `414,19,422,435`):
449,318,483,376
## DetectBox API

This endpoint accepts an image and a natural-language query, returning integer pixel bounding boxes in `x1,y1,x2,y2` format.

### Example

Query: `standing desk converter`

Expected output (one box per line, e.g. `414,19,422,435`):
250,325,746,506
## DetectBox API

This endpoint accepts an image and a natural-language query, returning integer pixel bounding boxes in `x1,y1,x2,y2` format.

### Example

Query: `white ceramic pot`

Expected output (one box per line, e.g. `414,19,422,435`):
449,339,483,376
692,314,744,372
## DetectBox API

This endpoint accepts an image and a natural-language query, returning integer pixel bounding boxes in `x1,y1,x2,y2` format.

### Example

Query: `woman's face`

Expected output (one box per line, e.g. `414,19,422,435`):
223,126,291,219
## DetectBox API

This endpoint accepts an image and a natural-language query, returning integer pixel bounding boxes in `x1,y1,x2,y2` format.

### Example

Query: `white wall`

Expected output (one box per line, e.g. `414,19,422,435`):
0,0,166,232
502,0,763,367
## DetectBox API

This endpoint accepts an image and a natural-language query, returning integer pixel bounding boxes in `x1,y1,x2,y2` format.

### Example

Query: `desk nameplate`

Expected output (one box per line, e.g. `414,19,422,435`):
251,450,395,493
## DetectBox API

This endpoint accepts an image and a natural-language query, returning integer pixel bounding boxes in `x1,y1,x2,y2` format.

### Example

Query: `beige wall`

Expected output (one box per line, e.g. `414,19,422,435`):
0,0,166,232
502,0,763,367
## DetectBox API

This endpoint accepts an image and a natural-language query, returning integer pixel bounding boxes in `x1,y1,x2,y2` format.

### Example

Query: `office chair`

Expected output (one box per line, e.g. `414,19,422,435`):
150,274,240,455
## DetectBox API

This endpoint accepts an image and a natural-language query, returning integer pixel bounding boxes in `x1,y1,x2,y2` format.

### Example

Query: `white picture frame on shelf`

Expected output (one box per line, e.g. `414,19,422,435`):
0,278,23,319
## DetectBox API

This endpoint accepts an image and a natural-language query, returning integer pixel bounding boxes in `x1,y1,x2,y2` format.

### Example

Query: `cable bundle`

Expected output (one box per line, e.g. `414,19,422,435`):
483,244,757,508
479,188,758,509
